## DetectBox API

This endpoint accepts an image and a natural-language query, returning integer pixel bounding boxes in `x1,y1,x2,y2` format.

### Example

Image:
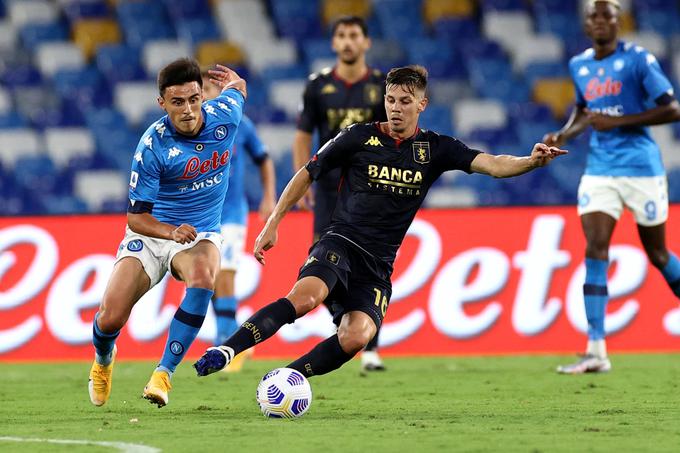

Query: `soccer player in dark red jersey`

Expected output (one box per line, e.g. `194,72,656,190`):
194,65,566,379
293,15,388,372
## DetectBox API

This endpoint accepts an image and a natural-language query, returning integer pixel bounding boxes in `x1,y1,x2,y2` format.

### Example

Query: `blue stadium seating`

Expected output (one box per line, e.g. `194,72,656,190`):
96,45,146,83
19,22,69,51
62,0,110,23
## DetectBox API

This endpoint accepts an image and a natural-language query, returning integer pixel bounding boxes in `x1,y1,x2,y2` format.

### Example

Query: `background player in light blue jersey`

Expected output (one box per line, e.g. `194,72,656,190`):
544,0,680,374
202,74,276,371
88,58,246,407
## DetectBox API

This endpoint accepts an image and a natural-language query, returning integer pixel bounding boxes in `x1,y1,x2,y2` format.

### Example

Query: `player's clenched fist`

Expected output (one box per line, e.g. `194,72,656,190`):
171,224,197,244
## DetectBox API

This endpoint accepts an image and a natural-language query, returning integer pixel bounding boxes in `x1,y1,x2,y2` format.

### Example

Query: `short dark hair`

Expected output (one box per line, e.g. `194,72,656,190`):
386,65,428,96
157,58,202,96
331,15,368,37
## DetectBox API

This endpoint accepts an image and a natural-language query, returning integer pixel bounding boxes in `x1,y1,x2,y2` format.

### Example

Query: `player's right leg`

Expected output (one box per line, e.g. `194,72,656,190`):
558,212,616,374
193,276,330,376
89,257,150,406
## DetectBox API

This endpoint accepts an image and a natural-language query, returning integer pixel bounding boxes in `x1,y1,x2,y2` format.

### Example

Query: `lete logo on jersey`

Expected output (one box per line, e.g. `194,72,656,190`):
584,77,622,101
180,150,230,179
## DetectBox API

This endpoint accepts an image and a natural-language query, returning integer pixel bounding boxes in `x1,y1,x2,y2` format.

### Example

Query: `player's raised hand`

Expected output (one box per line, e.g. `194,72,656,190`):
171,224,197,244
208,64,247,99
530,143,568,167
253,224,278,265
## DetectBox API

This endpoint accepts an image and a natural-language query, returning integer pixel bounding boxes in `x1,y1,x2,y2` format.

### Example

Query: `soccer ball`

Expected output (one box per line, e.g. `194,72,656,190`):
256,368,312,418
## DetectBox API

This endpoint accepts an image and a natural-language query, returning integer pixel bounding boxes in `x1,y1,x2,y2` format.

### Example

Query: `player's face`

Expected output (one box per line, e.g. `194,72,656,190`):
331,24,370,65
384,84,427,134
585,2,619,45
158,81,203,136
202,76,221,101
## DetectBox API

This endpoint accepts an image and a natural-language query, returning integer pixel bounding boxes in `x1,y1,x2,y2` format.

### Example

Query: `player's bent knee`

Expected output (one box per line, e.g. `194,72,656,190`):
647,249,669,269
96,305,127,333
287,294,322,317
184,266,217,289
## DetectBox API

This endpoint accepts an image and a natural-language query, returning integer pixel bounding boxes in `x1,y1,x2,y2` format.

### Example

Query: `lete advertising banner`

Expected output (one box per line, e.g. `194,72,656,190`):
1,206,680,361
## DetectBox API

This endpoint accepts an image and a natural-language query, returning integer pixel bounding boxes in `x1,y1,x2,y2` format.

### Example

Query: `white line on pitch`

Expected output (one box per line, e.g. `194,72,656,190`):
0,436,161,453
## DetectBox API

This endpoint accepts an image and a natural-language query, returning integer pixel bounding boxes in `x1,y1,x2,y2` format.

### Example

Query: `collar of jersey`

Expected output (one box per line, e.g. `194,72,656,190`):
374,122,421,147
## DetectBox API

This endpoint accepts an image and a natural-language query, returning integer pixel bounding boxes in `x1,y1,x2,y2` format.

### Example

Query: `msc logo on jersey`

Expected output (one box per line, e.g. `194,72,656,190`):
326,251,341,265
127,240,144,252
412,142,430,164
364,136,382,147
214,125,227,140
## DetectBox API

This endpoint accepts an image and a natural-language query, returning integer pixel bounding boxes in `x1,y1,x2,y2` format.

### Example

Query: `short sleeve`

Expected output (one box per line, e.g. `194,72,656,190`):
635,49,674,101
128,135,163,203
438,136,482,174
569,60,586,107
208,88,245,126
305,126,356,180
297,79,318,133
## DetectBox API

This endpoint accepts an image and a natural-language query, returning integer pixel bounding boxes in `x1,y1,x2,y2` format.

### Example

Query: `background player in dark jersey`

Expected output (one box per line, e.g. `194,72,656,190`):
193,65,566,379
292,15,388,372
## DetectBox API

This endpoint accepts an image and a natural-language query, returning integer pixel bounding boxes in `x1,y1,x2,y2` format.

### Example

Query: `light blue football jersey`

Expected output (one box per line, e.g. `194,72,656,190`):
128,88,244,233
569,41,674,176
220,115,268,226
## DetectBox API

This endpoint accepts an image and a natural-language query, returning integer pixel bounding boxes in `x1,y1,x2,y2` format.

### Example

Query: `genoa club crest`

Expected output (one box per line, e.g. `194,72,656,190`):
412,141,430,164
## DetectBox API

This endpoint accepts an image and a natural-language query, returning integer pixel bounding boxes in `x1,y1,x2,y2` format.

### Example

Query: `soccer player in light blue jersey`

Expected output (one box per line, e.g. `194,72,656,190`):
544,0,680,374
88,58,246,407
202,75,276,371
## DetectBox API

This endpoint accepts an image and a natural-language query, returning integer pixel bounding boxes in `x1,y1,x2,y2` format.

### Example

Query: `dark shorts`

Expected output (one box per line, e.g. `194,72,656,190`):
297,233,392,329
312,188,337,240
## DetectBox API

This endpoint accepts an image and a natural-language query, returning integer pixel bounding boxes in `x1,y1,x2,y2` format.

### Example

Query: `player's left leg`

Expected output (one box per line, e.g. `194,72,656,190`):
361,327,385,373
637,222,680,299
143,239,220,407
288,311,377,378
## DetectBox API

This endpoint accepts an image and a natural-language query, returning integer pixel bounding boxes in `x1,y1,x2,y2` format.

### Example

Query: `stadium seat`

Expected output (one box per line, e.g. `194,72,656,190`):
162,0,212,20
240,39,298,73
61,0,110,23
53,66,111,109
423,0,475,23
13,155,58,194
0,86,10,115
0,20,17,51
196,41,245,67
175,16,221,47
523,61,569,88
622,31,668,58
532,78,575,119
432,18,479,42
35,42,85,77
636,10,680,37
42,195,88,214
142,40,192,77
428,79,475,106
215,0,275,44
8,0,58,27
508,35,564,71
482,11,533,54
256,124,297,161
480,0,526,11
453,99,507,136
95,44,145,83
419,104,454,136
44,127,96,168
74,170,128,211
374,0,424,39
0,128,43,167
72,19,121,59
367,39,406,70
114,81,161,126
653,125,680,171
19,22,68,51
424,186,478,208
260,64,309,81
322,0,371,25
268,79,306,119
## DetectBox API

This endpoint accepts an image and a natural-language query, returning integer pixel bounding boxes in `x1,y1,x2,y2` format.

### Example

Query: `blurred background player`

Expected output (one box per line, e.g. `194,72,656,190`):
544,0,680,374
292,15,388,373
194,65,566,380
202,71,277,372
88,59,245,407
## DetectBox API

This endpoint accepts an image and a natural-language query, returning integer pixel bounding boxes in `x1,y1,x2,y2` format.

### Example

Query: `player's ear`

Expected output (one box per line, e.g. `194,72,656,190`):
157,96,166,111
417,96,428,113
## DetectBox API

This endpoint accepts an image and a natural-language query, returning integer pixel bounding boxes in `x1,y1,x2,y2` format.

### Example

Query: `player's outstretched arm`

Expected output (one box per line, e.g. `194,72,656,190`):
207,64,247,99
543,106,589,147
253,167,313,265
470,143,568,178
128,212,197,244
584,99,680,132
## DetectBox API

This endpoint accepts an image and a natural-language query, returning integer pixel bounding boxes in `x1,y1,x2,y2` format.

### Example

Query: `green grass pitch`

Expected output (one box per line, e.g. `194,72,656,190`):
1,355,679,452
